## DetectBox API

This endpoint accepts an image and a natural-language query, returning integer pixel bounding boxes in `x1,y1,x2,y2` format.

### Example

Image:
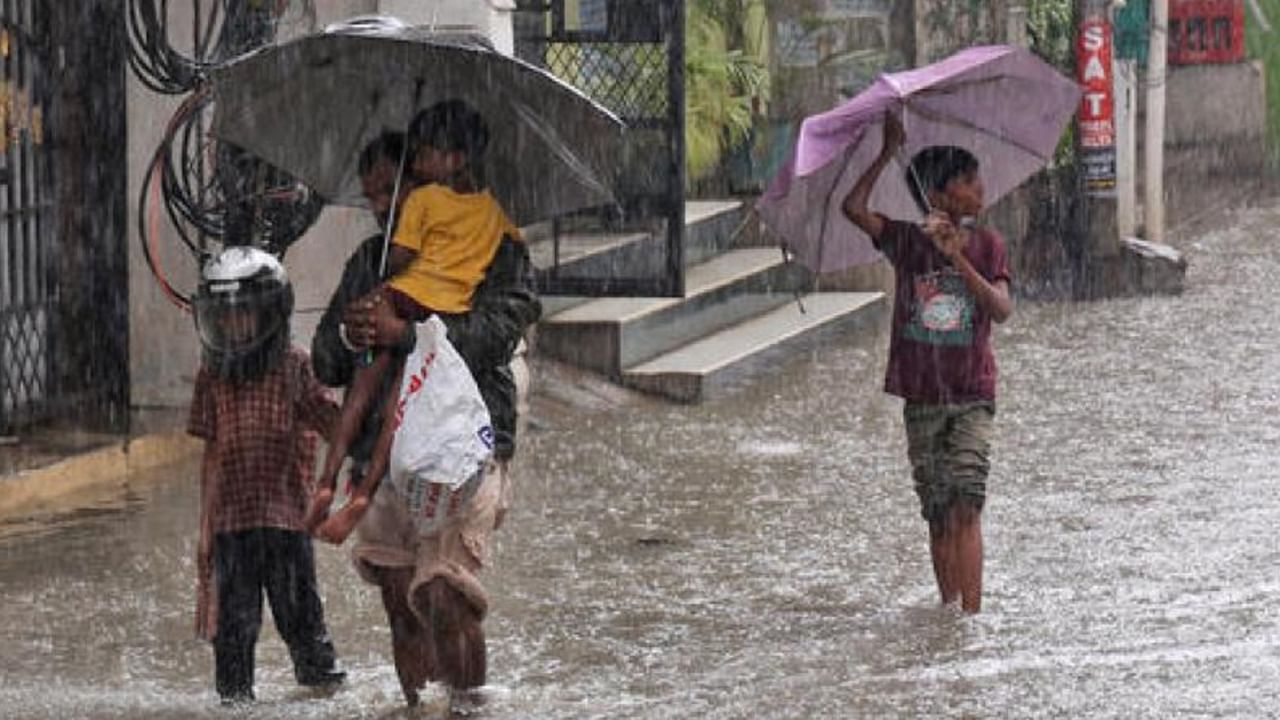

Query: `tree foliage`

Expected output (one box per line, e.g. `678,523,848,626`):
685,0,770,181
1025,0,1075,70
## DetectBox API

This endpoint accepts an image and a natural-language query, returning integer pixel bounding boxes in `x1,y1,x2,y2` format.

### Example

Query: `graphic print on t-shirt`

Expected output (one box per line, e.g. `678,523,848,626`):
903,269,974,346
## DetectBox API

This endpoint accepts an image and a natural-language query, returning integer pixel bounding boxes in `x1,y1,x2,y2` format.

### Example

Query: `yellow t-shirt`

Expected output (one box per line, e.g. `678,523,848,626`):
388,184,521,314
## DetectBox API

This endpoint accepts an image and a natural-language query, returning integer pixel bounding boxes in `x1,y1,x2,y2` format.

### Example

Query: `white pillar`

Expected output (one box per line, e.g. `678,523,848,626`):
1114,58,1138,237
378,0,516,55
1144,0,1167,243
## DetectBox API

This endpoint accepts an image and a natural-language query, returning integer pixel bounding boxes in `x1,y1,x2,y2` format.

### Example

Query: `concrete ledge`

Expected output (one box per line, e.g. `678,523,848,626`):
0,432,201,519
538,248,807,376
623,292,885,402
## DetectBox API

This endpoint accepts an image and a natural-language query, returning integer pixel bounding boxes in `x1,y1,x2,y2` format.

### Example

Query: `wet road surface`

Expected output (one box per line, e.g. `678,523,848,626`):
3,200,1280,718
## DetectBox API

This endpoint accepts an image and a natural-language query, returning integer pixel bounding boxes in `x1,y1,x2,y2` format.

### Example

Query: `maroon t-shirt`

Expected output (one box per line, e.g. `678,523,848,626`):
874,218,1011,404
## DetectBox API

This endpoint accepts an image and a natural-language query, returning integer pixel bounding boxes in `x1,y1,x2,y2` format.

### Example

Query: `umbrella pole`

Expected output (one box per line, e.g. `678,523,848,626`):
783,243,807,315
377,79,426,280
377,143,412,279
360,81,426,366
903,153,932,216
899,108,932,217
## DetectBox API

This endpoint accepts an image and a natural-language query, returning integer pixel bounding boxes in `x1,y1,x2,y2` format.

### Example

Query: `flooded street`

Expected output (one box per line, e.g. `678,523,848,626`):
4,199,1280,718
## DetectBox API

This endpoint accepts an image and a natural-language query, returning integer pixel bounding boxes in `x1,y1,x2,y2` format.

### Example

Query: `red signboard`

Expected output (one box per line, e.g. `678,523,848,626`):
1077,18,1115,149
1169,0,1245,65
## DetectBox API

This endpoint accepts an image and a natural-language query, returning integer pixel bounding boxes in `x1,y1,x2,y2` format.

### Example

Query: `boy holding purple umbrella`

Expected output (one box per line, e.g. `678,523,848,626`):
843,113,1013,614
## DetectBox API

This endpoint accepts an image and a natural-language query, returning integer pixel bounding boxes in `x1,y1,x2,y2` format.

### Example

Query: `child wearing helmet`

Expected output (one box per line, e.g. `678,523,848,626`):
305,99,521,545
188,246,347,704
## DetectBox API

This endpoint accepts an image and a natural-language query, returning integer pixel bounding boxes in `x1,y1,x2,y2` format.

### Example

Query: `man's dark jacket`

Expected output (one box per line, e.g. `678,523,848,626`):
311,235,541,464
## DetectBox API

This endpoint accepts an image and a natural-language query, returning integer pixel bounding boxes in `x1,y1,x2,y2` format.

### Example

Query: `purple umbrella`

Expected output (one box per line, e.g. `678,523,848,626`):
757,45,1081,273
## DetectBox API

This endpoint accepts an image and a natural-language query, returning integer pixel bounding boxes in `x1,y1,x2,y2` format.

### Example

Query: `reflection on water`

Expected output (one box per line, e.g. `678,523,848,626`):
3,202,1280,718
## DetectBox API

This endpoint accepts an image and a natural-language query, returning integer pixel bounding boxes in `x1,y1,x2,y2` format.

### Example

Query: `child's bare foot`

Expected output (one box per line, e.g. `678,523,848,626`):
314,495,370,544
303,486,335,533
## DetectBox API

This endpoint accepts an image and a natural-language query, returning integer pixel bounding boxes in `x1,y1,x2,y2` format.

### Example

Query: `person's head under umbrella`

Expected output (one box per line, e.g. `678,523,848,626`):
193,247,294,383
359,131,410,230
905,145,985,223
407,99,490,192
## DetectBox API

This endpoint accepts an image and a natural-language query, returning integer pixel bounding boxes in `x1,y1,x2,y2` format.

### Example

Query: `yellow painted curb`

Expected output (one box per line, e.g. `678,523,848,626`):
0,432,202,518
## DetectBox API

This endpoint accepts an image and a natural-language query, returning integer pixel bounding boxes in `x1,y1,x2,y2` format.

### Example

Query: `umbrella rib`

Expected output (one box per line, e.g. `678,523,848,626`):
909,73,1036,98
905,101,1051,163
815,142,857,276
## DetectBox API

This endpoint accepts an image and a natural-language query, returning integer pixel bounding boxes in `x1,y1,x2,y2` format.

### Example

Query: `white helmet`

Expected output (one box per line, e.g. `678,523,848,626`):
193,246,294,381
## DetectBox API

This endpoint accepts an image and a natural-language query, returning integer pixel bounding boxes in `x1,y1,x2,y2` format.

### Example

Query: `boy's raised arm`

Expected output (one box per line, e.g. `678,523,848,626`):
842,113,904,241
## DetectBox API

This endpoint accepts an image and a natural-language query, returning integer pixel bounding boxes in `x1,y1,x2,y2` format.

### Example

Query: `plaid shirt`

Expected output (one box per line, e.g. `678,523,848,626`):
188,348,338,534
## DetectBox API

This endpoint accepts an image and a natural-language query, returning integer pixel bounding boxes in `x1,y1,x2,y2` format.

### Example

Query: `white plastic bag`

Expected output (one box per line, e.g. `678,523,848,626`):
388,315,494,521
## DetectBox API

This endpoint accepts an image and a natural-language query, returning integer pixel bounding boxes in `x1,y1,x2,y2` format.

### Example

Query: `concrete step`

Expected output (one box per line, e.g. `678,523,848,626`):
527,199,747,288
537,248,808,376
527,231,652,274
684,199,749,265
621,292,885,403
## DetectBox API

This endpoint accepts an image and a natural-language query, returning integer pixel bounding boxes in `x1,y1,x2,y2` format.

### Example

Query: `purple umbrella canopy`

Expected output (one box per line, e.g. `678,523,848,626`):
757,45,1082,273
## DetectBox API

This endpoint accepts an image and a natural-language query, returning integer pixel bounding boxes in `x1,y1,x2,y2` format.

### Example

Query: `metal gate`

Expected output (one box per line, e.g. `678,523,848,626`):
514,0,685,297
0,0,52,431
1,0,130,433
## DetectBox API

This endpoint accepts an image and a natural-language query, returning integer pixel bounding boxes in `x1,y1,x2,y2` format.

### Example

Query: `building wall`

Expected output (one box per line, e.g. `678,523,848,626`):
1159,61,1269,230
770,1,909,121
126,0,514,407
913,0,1014,64
126,4,204,408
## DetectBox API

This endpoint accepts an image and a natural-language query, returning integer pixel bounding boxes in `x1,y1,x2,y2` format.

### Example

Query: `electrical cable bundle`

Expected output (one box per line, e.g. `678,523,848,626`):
127,0,317,94
126,0,219,94
132,1,322,308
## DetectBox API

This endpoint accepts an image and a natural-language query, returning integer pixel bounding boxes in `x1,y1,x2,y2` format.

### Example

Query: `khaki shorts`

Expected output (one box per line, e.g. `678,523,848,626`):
903,401,994,522
351,459,509,620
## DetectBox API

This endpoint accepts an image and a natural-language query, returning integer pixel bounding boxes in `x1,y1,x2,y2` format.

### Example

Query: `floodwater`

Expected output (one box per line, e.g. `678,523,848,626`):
3,200,1280,718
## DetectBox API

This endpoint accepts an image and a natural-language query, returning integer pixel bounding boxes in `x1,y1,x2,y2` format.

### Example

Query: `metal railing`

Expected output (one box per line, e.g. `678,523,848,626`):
2,0,131,434
514,0,686,297
0,0,52,431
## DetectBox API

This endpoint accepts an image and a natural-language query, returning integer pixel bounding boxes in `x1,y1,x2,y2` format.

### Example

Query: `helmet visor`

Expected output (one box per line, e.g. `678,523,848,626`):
193,283,287,355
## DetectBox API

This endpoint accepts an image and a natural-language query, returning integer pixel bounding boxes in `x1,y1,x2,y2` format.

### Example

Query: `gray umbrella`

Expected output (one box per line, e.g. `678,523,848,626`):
209,21,625,225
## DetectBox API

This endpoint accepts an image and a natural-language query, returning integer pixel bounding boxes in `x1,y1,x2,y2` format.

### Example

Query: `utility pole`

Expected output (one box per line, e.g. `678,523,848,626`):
1076,0,1121,259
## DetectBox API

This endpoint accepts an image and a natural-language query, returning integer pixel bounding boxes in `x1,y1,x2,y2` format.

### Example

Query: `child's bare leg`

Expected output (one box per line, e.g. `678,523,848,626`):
307,350,395,532
316,354,404,544
929,517,960,607
949,502,983,613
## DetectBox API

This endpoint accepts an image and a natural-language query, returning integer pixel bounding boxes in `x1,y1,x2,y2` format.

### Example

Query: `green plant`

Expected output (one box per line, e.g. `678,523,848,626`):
1245,0,1280,160
685,0,769,182
1024,0,1076,166
1025,0,1075,71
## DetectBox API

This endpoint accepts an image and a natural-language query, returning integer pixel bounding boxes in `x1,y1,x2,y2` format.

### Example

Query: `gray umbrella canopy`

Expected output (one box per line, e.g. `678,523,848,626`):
210,24,625,225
